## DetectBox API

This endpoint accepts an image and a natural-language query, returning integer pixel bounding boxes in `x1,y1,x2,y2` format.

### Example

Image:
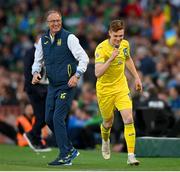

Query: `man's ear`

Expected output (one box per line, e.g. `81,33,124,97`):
108,30,111,37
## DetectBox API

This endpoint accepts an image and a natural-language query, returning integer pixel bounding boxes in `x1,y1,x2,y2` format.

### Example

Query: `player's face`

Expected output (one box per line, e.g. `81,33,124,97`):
109,29,124,46
47,12,62,35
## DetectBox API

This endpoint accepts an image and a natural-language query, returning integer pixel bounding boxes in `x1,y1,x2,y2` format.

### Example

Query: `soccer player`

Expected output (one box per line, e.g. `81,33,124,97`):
95,20,142,165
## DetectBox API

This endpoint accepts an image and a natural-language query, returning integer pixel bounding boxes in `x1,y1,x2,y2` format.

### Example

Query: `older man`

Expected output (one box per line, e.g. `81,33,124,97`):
32,10,89,166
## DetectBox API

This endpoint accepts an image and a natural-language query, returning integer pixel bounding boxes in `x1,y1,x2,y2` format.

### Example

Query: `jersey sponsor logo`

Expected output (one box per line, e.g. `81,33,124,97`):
60,93,67,99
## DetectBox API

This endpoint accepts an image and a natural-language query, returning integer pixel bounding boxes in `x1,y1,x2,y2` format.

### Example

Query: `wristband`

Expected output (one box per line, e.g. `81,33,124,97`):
75,71,82,79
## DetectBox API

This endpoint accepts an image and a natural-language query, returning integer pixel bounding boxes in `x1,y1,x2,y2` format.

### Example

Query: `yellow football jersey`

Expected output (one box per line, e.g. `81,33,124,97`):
95,39,130,96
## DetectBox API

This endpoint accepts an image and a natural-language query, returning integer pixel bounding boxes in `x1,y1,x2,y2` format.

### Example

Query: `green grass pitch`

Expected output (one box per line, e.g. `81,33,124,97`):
0,144,180,171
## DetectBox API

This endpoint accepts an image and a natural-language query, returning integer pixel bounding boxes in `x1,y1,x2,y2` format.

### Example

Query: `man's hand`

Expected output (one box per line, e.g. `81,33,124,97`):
68,75,79,87
135,77,143,92
32,72,41,85
109,48,119,62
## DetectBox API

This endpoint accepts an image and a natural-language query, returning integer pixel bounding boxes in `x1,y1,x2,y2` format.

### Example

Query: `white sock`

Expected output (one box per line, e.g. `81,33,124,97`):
128,153,134,156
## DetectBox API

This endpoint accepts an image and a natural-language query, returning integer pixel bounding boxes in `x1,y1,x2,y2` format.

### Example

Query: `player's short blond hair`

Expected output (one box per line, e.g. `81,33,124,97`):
109,20,124,32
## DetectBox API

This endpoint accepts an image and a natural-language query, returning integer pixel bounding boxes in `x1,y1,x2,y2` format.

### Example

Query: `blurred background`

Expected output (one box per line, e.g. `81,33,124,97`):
0,0,179,153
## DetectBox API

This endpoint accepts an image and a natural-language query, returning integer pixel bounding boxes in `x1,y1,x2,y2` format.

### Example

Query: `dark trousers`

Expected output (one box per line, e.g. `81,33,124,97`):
27,88,47,142
45,85,75,158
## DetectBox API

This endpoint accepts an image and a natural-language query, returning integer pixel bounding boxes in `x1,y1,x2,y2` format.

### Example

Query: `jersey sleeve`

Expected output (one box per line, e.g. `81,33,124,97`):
123,40,131,59
95,45,105,63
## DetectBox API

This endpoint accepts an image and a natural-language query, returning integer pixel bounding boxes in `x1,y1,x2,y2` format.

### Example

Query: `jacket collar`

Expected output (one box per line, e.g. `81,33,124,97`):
44,28,64,39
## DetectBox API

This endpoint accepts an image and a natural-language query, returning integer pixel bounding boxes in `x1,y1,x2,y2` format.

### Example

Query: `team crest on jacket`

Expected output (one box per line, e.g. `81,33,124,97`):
57,39,61,46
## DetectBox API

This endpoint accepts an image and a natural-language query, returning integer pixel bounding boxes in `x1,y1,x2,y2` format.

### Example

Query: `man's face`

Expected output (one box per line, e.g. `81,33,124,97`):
47,12,62,34
109,29,124,46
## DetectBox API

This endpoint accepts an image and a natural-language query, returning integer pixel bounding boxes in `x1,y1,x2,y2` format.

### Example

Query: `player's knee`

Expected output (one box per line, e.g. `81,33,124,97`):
124,116,134,124
103,120,113,128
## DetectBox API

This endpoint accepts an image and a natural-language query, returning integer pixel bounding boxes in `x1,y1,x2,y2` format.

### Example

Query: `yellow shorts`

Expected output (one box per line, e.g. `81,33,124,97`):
97,93,132,120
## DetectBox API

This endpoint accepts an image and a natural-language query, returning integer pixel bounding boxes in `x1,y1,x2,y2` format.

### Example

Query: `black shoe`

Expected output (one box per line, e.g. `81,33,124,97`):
48,156,72,166
23,133,51,152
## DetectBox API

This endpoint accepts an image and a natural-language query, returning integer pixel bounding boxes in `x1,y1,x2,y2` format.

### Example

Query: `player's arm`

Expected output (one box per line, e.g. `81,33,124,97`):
95,48,118,78
125,57,142,92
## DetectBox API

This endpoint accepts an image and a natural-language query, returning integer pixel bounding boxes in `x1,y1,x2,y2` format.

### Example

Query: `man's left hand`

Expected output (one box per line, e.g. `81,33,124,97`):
68,75,79,87
135,78,143,92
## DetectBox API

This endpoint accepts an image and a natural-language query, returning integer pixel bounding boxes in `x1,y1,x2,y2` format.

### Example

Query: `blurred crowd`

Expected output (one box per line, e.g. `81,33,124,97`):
0,0,180,150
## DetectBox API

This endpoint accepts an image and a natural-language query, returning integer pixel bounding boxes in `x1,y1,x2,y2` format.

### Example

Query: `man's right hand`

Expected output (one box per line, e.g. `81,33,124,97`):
109,48,119,62
32,72,41,84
